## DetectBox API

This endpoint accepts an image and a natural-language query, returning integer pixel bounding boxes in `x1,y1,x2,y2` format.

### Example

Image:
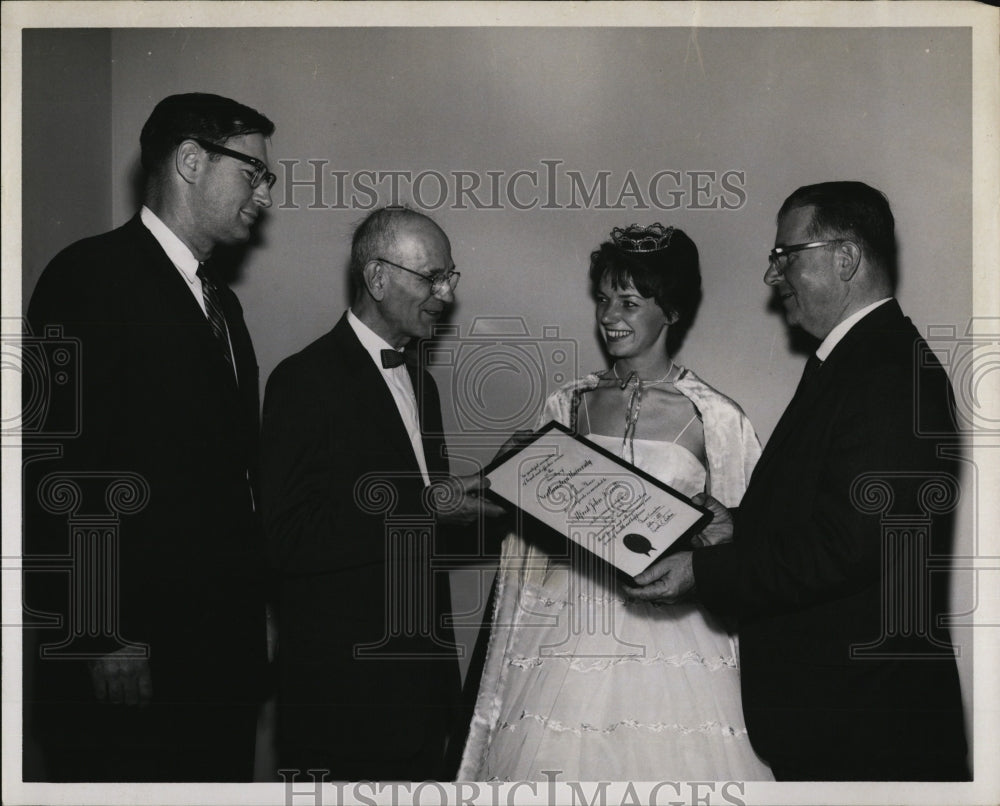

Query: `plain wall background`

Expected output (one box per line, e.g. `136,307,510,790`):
21,26,975,747
22,29,113,281
24,28,973,442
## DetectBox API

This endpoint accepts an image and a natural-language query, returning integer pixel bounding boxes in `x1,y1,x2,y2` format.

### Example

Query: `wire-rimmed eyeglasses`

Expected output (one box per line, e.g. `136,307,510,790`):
376,257,461,295
192,138,277,190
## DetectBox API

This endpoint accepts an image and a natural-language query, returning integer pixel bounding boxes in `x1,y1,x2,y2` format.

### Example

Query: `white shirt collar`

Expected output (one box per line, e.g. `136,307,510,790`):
816,297,893,361
347,309,403,368
140,205,200,283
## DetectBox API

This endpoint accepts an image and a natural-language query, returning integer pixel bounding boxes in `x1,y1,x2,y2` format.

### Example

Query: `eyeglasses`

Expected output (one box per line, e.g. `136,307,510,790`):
192,138,277,190
376,257,461,295
767,240,843,273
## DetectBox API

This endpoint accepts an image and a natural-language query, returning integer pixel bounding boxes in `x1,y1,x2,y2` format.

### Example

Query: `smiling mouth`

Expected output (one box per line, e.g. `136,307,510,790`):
604,328,633,340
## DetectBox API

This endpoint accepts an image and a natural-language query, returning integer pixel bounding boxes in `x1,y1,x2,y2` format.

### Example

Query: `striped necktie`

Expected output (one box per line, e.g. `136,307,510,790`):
197,263,235,377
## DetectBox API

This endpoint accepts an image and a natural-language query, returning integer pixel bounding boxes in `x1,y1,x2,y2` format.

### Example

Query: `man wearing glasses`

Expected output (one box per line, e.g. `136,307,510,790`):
261,206,503,780
25,93,275,780
626,181,968,780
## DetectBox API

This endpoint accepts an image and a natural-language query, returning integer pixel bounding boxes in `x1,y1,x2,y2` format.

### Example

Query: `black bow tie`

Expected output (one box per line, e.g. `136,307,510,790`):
381,349,407,369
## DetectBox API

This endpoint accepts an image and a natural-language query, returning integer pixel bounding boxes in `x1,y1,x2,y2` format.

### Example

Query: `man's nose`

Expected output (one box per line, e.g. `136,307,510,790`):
763,262,782,286
254,182,273,209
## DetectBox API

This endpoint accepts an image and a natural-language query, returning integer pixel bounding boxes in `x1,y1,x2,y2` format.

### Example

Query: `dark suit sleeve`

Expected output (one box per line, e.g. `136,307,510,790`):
26,244,151,651
261,358,384,576
694,358,950,619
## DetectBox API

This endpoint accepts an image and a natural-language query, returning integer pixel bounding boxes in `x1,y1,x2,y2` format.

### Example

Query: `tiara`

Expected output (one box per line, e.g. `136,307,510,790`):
611,223,675,253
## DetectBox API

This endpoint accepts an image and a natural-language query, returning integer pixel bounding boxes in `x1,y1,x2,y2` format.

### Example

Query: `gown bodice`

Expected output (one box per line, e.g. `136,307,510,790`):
582,433,707,499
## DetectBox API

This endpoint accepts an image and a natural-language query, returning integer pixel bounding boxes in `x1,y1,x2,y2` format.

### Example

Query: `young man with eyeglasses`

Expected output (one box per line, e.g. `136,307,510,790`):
626,181,968,781
260,206,503,780
25,93,275,781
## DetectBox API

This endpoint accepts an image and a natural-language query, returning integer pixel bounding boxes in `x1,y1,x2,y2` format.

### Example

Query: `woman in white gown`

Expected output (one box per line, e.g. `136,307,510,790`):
459,224,773,782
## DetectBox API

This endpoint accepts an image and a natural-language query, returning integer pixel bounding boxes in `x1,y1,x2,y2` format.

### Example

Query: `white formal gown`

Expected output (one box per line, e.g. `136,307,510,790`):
458,370,774,782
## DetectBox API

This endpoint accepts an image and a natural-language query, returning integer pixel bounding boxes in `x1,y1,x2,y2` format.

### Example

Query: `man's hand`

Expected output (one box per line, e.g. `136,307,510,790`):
622,551,696,603
494,430,535,461
427,473,506,525
688,493,735,548
88,648,152,707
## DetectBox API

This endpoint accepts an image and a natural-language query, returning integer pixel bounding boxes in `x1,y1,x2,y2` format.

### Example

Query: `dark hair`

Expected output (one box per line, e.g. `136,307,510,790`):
139,93,275,174
778,181,897,284
589,226,702,354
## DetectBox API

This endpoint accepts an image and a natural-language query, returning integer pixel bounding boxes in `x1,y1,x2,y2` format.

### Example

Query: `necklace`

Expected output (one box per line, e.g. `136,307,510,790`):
611,361,676,387
611,360,676,463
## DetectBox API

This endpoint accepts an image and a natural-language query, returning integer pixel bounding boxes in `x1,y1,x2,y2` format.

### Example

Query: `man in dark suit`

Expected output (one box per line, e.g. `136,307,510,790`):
626,181,968,780
261,207,502,781
24,93,276,781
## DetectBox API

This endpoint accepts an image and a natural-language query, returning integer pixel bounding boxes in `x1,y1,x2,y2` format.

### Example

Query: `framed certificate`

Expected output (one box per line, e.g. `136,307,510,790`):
483,421,713,579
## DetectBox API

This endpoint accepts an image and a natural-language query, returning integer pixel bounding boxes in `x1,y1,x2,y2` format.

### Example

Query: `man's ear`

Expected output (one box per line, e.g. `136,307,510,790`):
362,260,386,301
174,140,202,186
837,240,862,281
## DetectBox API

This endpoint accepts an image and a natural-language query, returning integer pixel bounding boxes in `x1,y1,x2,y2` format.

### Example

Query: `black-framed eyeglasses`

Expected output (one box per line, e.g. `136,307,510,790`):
191,138,276,190
767,240,843,272
376,257,461,295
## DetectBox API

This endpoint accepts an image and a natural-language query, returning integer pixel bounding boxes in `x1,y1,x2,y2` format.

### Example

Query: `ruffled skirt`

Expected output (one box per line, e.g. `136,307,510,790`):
463,551,773,782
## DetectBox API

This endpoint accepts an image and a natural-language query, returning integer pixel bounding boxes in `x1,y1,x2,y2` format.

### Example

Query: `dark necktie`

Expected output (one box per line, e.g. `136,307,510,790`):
756,352,825,472
791,353,823,404
197,263,235,376
381,349,407,369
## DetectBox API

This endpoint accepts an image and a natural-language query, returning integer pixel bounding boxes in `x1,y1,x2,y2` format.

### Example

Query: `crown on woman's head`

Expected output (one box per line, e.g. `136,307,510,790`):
610,223,675,253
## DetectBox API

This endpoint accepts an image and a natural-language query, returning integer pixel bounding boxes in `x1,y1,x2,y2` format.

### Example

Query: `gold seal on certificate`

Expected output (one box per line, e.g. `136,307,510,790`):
484,421,713,579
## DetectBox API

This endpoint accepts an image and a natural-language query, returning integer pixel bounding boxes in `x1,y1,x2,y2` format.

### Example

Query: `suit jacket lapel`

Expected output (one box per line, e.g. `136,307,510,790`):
753,360,828,477
126,216,207,325
752,300,906,482
333,316,424,476
127,217,241,393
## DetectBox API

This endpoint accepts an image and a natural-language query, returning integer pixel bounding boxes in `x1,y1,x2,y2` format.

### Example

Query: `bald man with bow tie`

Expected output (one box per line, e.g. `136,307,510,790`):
261,207,502,780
